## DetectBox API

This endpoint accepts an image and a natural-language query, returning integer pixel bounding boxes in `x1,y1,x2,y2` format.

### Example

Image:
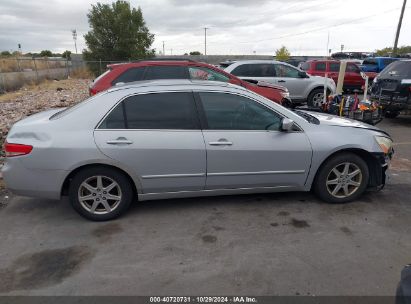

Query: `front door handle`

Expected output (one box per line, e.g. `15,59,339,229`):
209,139,233,146
106,137,133,145
278,80,286,83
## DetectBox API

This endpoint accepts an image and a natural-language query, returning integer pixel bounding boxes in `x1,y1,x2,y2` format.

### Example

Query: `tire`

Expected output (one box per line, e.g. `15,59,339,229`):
384,111,400,119
69,167,134,221
307,88,328,108
313,153,369,204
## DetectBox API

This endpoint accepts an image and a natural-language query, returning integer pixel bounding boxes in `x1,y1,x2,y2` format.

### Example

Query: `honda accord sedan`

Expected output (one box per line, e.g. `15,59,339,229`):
2,80,393,221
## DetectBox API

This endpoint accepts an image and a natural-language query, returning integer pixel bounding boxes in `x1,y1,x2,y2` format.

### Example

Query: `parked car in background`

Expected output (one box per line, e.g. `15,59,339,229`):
331,52,374,60
370,60,411,118
89,59,291,106
397,264,411,304
300,60,377,91
2,79,393,220
360,57,400,73
224,60,336,107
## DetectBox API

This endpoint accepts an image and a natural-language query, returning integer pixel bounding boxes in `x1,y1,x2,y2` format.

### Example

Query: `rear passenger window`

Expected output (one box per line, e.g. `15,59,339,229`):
99,103,126,129
330,63,340,72
112,67,145,85
231,64,275,77
315,63,326,71
99,92,199,130
144,66,188,80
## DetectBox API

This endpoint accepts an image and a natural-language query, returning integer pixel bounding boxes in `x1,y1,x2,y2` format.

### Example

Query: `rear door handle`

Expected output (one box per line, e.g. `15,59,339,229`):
106,137,133,145
277,80,286,83
209,139,233,146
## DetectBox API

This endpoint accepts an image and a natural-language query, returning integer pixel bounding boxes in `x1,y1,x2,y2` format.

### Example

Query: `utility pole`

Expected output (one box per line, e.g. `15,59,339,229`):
71,29,78,54
162,41,165,56
204,27,209,56
393,0,407,56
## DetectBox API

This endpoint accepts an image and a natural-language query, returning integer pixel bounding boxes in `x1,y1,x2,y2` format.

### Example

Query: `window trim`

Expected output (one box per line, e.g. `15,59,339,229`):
95,90,201,131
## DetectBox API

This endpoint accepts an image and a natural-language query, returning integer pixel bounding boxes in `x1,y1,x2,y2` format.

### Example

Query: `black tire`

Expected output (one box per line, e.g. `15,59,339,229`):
313,153,369,204
307,88,328,108
384,111,400,119
69,167,134,221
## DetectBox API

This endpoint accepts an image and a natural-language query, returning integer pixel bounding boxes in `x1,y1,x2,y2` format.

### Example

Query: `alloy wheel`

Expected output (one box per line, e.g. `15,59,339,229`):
326,162,363,199
78,175,122,215
311,92,324,107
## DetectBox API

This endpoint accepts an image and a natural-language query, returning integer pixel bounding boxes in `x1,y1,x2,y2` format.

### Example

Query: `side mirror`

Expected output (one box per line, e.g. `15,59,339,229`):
281,118,294,131
298,71,308,78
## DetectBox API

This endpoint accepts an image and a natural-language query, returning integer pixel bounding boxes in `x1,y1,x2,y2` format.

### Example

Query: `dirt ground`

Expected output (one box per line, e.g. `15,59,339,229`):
0,78,91,157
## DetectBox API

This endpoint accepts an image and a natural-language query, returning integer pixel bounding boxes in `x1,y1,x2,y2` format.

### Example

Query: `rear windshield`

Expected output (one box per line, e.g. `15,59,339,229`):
380,61,411,78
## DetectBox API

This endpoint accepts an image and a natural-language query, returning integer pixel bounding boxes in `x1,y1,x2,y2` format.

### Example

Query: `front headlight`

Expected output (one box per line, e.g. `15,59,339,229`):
281,91,290,98
374,136,393,154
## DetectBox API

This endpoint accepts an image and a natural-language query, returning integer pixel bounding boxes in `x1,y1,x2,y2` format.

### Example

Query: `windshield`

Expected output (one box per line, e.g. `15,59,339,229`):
380,61,411,78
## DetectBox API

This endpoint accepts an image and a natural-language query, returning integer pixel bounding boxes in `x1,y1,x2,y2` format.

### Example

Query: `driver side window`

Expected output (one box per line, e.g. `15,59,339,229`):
199,92,282,131
274,64,300,78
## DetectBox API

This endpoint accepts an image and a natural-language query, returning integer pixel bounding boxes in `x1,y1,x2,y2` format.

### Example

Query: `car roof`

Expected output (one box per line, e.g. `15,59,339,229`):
107,59,215,69
107,79,243,93
228,60,283,64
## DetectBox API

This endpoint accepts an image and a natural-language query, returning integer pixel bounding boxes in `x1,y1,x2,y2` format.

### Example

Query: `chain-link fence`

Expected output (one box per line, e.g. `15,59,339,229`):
0,57,128,92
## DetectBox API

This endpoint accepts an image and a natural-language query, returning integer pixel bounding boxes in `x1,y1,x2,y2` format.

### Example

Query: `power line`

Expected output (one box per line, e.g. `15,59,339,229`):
237,7,402,44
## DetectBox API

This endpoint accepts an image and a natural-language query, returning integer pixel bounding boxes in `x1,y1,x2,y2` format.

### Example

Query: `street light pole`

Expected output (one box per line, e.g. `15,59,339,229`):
71,29,78,54
204,27,209,56
393,0,407,56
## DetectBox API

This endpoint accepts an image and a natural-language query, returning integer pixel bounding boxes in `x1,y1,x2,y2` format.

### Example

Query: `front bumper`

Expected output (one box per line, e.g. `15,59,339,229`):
368,151,393,189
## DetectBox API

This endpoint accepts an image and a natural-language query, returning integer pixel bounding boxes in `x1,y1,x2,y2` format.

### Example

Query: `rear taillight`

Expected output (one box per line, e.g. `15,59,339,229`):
89,87,97,96
4,141,33,157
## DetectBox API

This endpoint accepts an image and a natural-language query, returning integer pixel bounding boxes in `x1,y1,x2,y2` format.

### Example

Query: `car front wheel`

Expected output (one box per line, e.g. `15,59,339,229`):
69,167,134,221
314,153,369,203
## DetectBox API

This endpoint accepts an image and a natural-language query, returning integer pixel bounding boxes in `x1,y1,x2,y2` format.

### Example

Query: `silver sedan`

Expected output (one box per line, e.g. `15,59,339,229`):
2,80,393,221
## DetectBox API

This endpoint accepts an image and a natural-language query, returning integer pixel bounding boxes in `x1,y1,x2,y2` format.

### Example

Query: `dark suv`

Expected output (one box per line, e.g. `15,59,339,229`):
371,60,411,118
89,60,291,105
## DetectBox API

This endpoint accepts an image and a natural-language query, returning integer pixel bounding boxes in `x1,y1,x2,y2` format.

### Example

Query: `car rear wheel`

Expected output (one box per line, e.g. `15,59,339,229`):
314,153,369,203
69,167,134,221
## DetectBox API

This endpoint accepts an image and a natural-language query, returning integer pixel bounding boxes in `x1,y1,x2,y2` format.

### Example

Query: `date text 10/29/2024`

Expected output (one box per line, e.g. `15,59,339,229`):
150,297,257,303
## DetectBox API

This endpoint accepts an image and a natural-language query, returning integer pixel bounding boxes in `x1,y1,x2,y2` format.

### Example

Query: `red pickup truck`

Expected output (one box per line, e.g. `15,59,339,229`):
300,60,377,91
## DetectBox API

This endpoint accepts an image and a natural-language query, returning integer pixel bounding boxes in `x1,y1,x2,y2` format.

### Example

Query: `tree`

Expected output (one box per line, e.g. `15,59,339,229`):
1,51,11,57
275,46,291,61
83,0,154,64
40,50,53,57
62,50,72,59
189,51,202,55
375,45,411,57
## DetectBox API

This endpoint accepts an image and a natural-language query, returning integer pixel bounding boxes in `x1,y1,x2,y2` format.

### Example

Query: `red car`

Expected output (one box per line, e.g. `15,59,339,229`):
300,60,377,91
89,60,291,105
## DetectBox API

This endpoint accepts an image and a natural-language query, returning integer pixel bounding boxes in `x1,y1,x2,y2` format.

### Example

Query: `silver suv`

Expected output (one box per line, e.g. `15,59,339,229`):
225,60,336,106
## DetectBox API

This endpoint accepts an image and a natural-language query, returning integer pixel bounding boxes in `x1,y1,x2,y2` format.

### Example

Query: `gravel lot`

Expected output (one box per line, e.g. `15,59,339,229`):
0,113,410,296
0,79,90,157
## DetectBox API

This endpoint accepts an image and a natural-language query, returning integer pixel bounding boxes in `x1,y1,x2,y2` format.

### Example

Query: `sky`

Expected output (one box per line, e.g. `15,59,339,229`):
0,0,410,56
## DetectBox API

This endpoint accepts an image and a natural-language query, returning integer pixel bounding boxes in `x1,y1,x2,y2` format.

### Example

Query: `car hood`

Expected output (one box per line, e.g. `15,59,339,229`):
303,111,390,136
